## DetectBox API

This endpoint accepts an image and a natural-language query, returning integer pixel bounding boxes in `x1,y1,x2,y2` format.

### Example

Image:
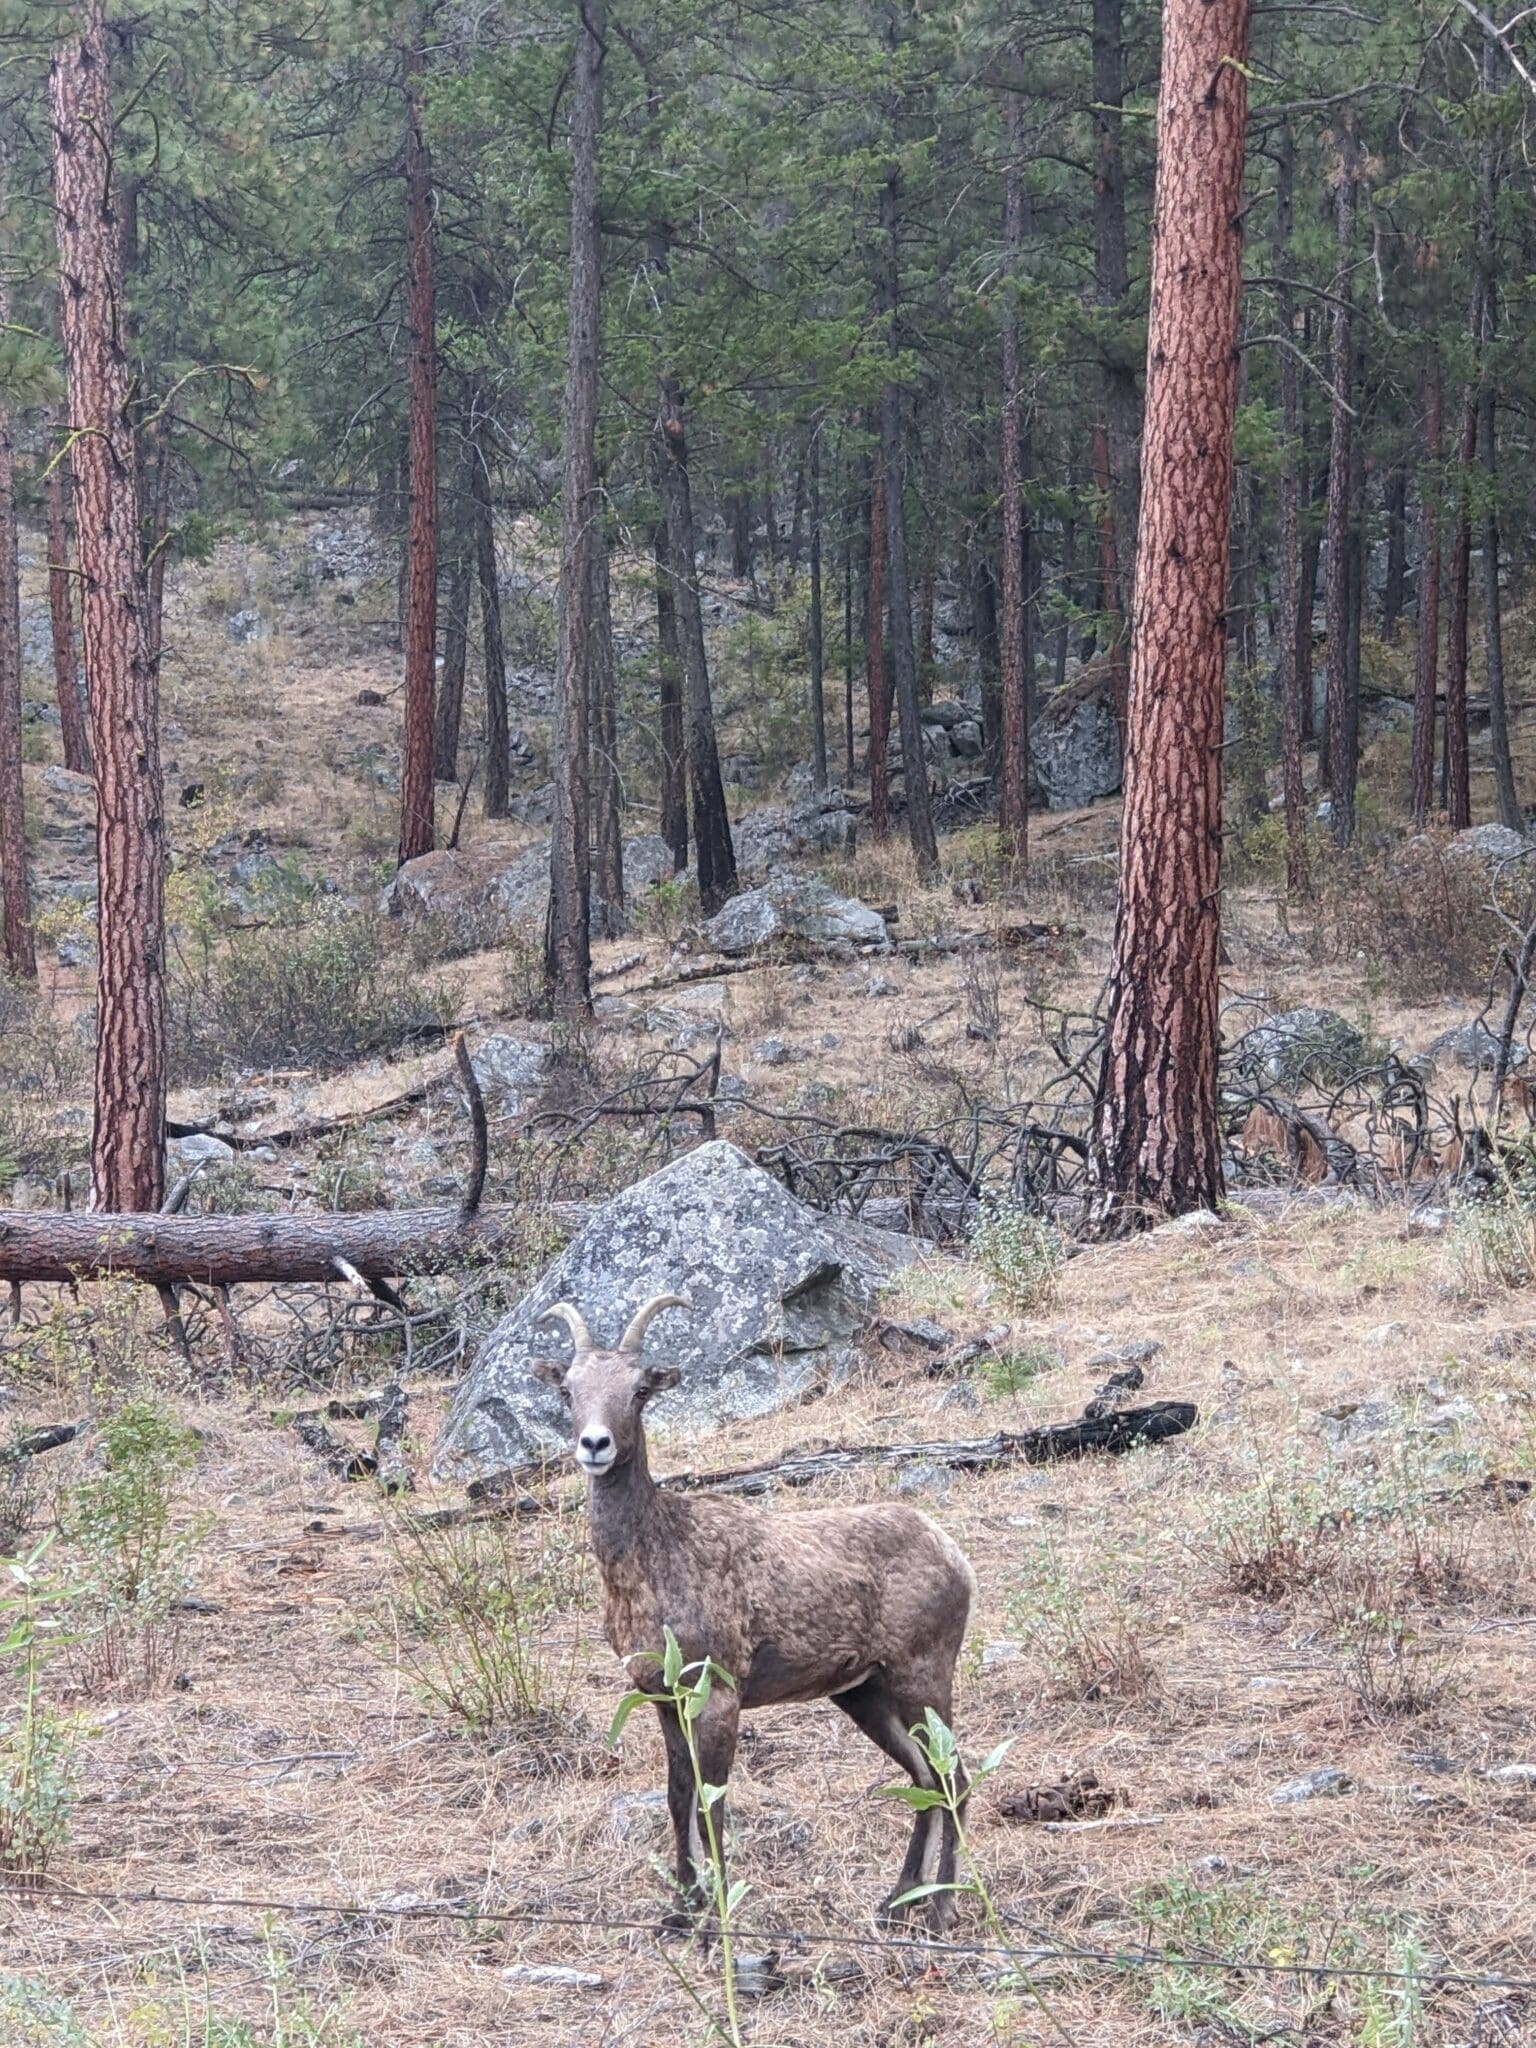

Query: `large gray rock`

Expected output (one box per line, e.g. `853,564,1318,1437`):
1030,668,1122,811
381,841,550,931
1425,1019,1528,1074
467,1034,551,1111
702,867,889,957
733,795,858,880
1441,822,1530,877
434,1140,906,1483
1229,1007,1366,1088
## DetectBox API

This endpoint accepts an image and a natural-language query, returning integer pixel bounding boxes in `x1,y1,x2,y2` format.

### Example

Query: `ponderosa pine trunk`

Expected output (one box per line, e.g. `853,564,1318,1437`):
1381,465,1408,642
433,548,470,782
652,517,687,870
1475,41,1520,834
999,82,1030,864
657,380,735,914
546,0,606,1016
42,408,89,776
1411,345,1442,828
866,455,891,837
1446,392,1475,831
808,426,828,789
878,166,939,882
1092,420,1130,754
1088,0,1249,1230
1324,129,1359,848
1273,127,1309,896
51,0,167,1209
1092,0,1140,625
590,521,624,916
142,426,172,666
398,20,438,866
0,364,33,983
472,443,509,819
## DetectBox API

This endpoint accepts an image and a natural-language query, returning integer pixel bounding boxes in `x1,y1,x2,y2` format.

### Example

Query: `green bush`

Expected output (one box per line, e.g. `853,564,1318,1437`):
0,1540,79,1885
969,1202,1063,1313
171,907,458,1078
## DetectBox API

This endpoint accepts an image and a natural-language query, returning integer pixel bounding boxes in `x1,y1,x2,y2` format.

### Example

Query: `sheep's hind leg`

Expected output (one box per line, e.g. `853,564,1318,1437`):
832,1674,944,1928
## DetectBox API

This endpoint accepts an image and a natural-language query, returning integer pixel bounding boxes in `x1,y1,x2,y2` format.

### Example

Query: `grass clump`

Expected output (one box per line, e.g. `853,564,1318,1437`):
0,1541,78,1886
969,1202,1063,1314
171,907,458,1079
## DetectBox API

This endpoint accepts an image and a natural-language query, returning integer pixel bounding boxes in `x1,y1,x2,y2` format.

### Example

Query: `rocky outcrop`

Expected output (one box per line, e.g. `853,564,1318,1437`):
1030,666,1122,811
701,867,889,957
434,1140,907,1482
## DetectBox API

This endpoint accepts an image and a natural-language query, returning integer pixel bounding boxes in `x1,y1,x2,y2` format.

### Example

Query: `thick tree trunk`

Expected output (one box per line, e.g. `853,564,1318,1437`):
657,379,735,914
42,410,89,776
1088,0,1249,1230
433,549,470,782
546,0,606,1016
999,84,1030,864
590,521,624,915
808,426,828,789
866,457,891,837
1411,346,1442,828
472,443,509,819
51,2,167,1210
879,167,939,882
398,22,438,865
1324,131,1359,848
1446,394,1475,832
652,518,687,870
1273,129,1309,896
0,242,35,981
0,1205,539,1286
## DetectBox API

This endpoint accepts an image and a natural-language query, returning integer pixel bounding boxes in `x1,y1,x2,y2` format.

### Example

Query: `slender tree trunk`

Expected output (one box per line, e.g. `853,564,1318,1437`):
1299,466,1323,745
1273,127,1309,896
918,558,935,684
590,519,624,915
51,0,167,1209
652,518,687,870
1381,464,1408,641
808,426,828,789
730,494,751,579
999,83,1030,863
1089,0,1249,1229
1344,425,1364,785
0,278,35,980
974,543,1002,760
472,444,509,819
398,20,438,865
657,378,735,913
546,0,606,1016
1446,391,1475,832
433,549,470,782
142,427,172,667
879,165,939,881
1475,46,1519,832
1092,0,1140,618
1324,129,1359,848
866,456,891,837
843,518,856,783
1054,516,1074,691
1411,345,1442,829
1091,420,1130,756
42,408,89,776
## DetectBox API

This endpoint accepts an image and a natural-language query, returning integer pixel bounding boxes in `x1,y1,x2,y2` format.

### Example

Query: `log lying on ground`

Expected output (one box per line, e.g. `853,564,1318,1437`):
0,1206,532,1286
662,1401,1197,1497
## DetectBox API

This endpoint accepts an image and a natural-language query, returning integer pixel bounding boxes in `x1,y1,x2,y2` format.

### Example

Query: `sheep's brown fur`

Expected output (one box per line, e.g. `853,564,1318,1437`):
536,1297,977,1928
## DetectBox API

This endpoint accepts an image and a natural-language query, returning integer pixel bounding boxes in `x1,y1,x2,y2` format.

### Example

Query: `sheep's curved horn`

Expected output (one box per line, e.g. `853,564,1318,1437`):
538,1302,593,1354
619,1293,692,1354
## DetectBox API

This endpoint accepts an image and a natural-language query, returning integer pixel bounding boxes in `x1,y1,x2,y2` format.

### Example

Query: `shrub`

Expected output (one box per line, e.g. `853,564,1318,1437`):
1302,836,1521,1001
365,1505,589,1731
171,907,458,1078
1007,1535,1159,1704
64,1399,207,1695
979,1341,1062,1400
0,1540,79,1885
1207,1466,1347,1600
969,1202,1063,1313
0,979,89,1190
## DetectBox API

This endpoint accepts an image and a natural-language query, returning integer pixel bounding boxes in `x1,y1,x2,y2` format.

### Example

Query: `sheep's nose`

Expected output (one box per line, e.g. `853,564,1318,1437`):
579,1430,613,1459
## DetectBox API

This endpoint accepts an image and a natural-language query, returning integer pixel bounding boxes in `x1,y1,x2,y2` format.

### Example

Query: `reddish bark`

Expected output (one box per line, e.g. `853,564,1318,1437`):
397,20,438,866
42,410,89,776
1411,346,1442,828
51,0,168,1209
867,456,891,838
1089,0,1250,1228
999,85,1030,865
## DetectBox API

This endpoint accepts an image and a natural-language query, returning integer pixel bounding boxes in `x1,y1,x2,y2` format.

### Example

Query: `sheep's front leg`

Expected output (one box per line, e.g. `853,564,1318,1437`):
655,1694,740,1929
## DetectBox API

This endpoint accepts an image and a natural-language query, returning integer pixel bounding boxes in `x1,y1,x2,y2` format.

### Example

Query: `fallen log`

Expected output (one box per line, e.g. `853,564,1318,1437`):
661,1401,1197,1497
0,1206,536,1287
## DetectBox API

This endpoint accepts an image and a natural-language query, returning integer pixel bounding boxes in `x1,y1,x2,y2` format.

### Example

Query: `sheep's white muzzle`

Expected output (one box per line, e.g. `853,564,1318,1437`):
577,1446,617,1475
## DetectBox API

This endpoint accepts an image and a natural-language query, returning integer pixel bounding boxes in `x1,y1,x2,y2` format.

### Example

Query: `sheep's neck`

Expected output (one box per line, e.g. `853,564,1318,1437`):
587,1436,657,1568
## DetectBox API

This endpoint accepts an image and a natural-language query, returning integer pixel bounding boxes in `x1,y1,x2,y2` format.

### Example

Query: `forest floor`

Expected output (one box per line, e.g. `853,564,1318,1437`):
1,517,1535,2046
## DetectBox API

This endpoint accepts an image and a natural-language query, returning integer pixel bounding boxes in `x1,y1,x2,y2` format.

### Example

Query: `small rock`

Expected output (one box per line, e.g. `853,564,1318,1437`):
878,1317,954,1354
500,1964,608,1991
1157,1209,1225,1236
733,1952,787,1999
895,1461,950,1501
226,607,269,645
1363,1322,1405,1349
1270,1766,1354,1805
753,1037,794,1068
1488,1763,1536,1784
608,1790,668,1839
1083,1337,1163,1370
820,1032,842,1050
168,1133,236,1174
866,976,898,997
981,1640,1023,1668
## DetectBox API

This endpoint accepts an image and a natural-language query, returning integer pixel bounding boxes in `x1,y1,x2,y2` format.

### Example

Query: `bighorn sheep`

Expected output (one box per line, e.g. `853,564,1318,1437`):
535,1294,978,1929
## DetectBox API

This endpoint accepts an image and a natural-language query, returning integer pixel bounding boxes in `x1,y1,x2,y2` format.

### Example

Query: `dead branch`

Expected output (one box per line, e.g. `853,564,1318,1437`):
454,1033,488,1217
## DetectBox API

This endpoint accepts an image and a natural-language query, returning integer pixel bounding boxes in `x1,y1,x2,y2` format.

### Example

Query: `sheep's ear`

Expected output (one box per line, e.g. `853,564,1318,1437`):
639,1363,681,1398
531,1356,569,1391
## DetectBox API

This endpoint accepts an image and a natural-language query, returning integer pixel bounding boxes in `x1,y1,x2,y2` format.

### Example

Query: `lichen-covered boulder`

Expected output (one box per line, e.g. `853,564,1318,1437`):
702,867,888,958
1228,1007,1366,1088
733,795,858,880
434,1140,906,1484
1030,667,1122,810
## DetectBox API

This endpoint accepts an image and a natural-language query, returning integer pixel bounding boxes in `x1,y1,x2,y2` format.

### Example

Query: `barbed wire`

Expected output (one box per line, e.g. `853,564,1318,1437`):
9,1880,1536,1999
